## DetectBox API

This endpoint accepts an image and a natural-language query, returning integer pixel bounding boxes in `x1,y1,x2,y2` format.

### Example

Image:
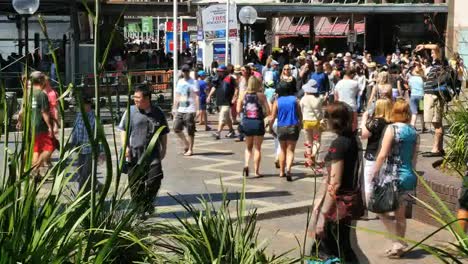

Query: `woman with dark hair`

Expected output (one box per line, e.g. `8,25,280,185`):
210,61,219,76
310,101,366,264
269,81,302,181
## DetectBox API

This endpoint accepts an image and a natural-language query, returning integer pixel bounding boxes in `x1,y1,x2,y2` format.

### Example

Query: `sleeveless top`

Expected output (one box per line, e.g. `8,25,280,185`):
277,95,299,127
242,93,263,120
380,123,418,191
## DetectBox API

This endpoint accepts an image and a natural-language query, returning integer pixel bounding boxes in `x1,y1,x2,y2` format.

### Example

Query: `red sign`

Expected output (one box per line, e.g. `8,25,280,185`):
169,40,188,51
166,21,188,32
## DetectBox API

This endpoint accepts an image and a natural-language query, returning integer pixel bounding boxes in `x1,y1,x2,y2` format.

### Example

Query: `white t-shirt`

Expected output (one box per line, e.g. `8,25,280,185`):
300,94,324,121
176,78,199,113
335,79,359,112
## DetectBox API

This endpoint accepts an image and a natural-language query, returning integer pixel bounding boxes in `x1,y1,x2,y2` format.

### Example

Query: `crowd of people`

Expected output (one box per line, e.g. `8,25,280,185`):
170,41,464,262
22,39,466,262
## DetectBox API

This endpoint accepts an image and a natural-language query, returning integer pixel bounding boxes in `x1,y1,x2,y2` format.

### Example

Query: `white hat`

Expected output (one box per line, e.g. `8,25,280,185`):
302,79,318,94
345,52,352,57
271,60,279,66
336,53,343,58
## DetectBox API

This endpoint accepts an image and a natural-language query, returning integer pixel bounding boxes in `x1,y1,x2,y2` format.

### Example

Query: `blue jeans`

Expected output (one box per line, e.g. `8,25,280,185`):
410,96,423,115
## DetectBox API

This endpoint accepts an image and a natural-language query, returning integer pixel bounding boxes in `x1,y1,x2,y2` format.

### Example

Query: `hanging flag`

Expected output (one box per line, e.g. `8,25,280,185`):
128,23,140,33
141,17,153,33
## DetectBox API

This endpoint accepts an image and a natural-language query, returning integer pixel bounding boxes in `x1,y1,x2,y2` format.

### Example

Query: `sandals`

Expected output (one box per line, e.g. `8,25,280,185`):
384,245,407,259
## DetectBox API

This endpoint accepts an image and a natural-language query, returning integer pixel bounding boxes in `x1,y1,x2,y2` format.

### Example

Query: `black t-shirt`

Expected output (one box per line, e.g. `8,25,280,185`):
364,118,388,161
325,134,360,193
215,75,236,106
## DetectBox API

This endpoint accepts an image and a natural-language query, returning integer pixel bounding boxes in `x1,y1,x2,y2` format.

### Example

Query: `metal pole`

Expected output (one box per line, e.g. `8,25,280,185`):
157,16,160,49
24,16,29,61
180,16,183,52
173,0,178,106
225,0,229,65
244,25,247,50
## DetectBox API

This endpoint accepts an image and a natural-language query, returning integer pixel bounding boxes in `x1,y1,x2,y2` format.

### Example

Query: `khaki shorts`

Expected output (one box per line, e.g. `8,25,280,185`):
423,94,444,123
218,105,232,124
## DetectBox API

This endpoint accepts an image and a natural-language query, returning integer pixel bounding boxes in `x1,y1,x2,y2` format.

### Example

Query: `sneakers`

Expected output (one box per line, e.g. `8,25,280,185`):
213,131,236,140
226,131,236,138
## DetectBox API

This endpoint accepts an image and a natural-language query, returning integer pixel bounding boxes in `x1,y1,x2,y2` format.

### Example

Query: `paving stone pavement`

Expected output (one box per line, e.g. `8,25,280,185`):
0,112,464,263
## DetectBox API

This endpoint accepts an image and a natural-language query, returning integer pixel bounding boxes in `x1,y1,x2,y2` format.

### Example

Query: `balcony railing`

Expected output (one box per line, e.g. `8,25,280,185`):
281,0,446,4
105,0,190,3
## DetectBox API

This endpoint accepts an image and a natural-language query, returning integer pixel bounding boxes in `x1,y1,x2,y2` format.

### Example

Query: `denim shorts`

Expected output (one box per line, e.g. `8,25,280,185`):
410,96,423,115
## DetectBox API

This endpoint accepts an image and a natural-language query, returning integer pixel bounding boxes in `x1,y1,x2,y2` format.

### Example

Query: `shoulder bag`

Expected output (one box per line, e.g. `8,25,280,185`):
368,125,400,213
324,136,365,222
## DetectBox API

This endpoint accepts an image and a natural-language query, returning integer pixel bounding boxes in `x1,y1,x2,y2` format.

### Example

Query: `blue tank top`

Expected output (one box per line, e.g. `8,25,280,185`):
277,95,299,127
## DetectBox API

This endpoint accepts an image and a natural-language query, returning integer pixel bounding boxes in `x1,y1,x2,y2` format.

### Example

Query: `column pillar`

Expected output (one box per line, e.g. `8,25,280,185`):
309,15,315,50
348,14,355,52
265,17,273,57
70,1,80,85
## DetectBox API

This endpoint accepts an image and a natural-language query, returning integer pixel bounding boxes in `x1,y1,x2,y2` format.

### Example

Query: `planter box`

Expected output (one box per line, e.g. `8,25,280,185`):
412,161,462,227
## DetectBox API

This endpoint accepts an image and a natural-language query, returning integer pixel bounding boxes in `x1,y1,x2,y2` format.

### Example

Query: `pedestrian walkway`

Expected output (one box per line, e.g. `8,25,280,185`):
0,111,462,263
257,213,466,264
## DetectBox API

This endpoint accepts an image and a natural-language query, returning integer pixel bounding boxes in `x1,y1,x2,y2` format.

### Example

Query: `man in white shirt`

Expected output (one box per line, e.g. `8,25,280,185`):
173,64,199,156
334,68,359,131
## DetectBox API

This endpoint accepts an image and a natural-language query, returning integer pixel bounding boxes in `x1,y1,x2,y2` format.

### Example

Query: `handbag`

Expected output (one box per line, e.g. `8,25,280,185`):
368,179,399,213
368,125,400,213
325,189,365,221
324,137,365,222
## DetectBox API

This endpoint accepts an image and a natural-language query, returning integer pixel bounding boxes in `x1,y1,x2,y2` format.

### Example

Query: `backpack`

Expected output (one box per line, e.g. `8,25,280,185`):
424,64,454,102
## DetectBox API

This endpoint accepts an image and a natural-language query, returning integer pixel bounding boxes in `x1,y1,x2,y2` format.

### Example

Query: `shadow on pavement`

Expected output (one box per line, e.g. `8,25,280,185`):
153,191,292,219
402,248,431,259
191,152,234,156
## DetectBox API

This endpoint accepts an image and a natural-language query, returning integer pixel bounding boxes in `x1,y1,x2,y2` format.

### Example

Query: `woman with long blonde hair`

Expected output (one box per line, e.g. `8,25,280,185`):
361,98,393,205
237,77,270,177
367,71,392,106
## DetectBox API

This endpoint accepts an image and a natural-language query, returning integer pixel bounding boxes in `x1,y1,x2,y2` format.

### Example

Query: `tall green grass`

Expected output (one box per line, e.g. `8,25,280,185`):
444,100,468,175
0,1,301,263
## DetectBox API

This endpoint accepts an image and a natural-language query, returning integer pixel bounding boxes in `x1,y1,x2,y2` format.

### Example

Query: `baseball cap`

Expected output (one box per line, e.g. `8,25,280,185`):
336,53,343,58
82,95,93,104
271,60,279,66
217,65,227,71
197,70,206,77
181,64,191,72
302,79,318,94
234,64,242,74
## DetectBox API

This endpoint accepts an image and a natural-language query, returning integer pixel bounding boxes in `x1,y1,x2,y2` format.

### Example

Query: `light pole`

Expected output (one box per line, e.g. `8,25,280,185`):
12,0,40,60
225,0,230,65
239,6,257,63
173,0,178,108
